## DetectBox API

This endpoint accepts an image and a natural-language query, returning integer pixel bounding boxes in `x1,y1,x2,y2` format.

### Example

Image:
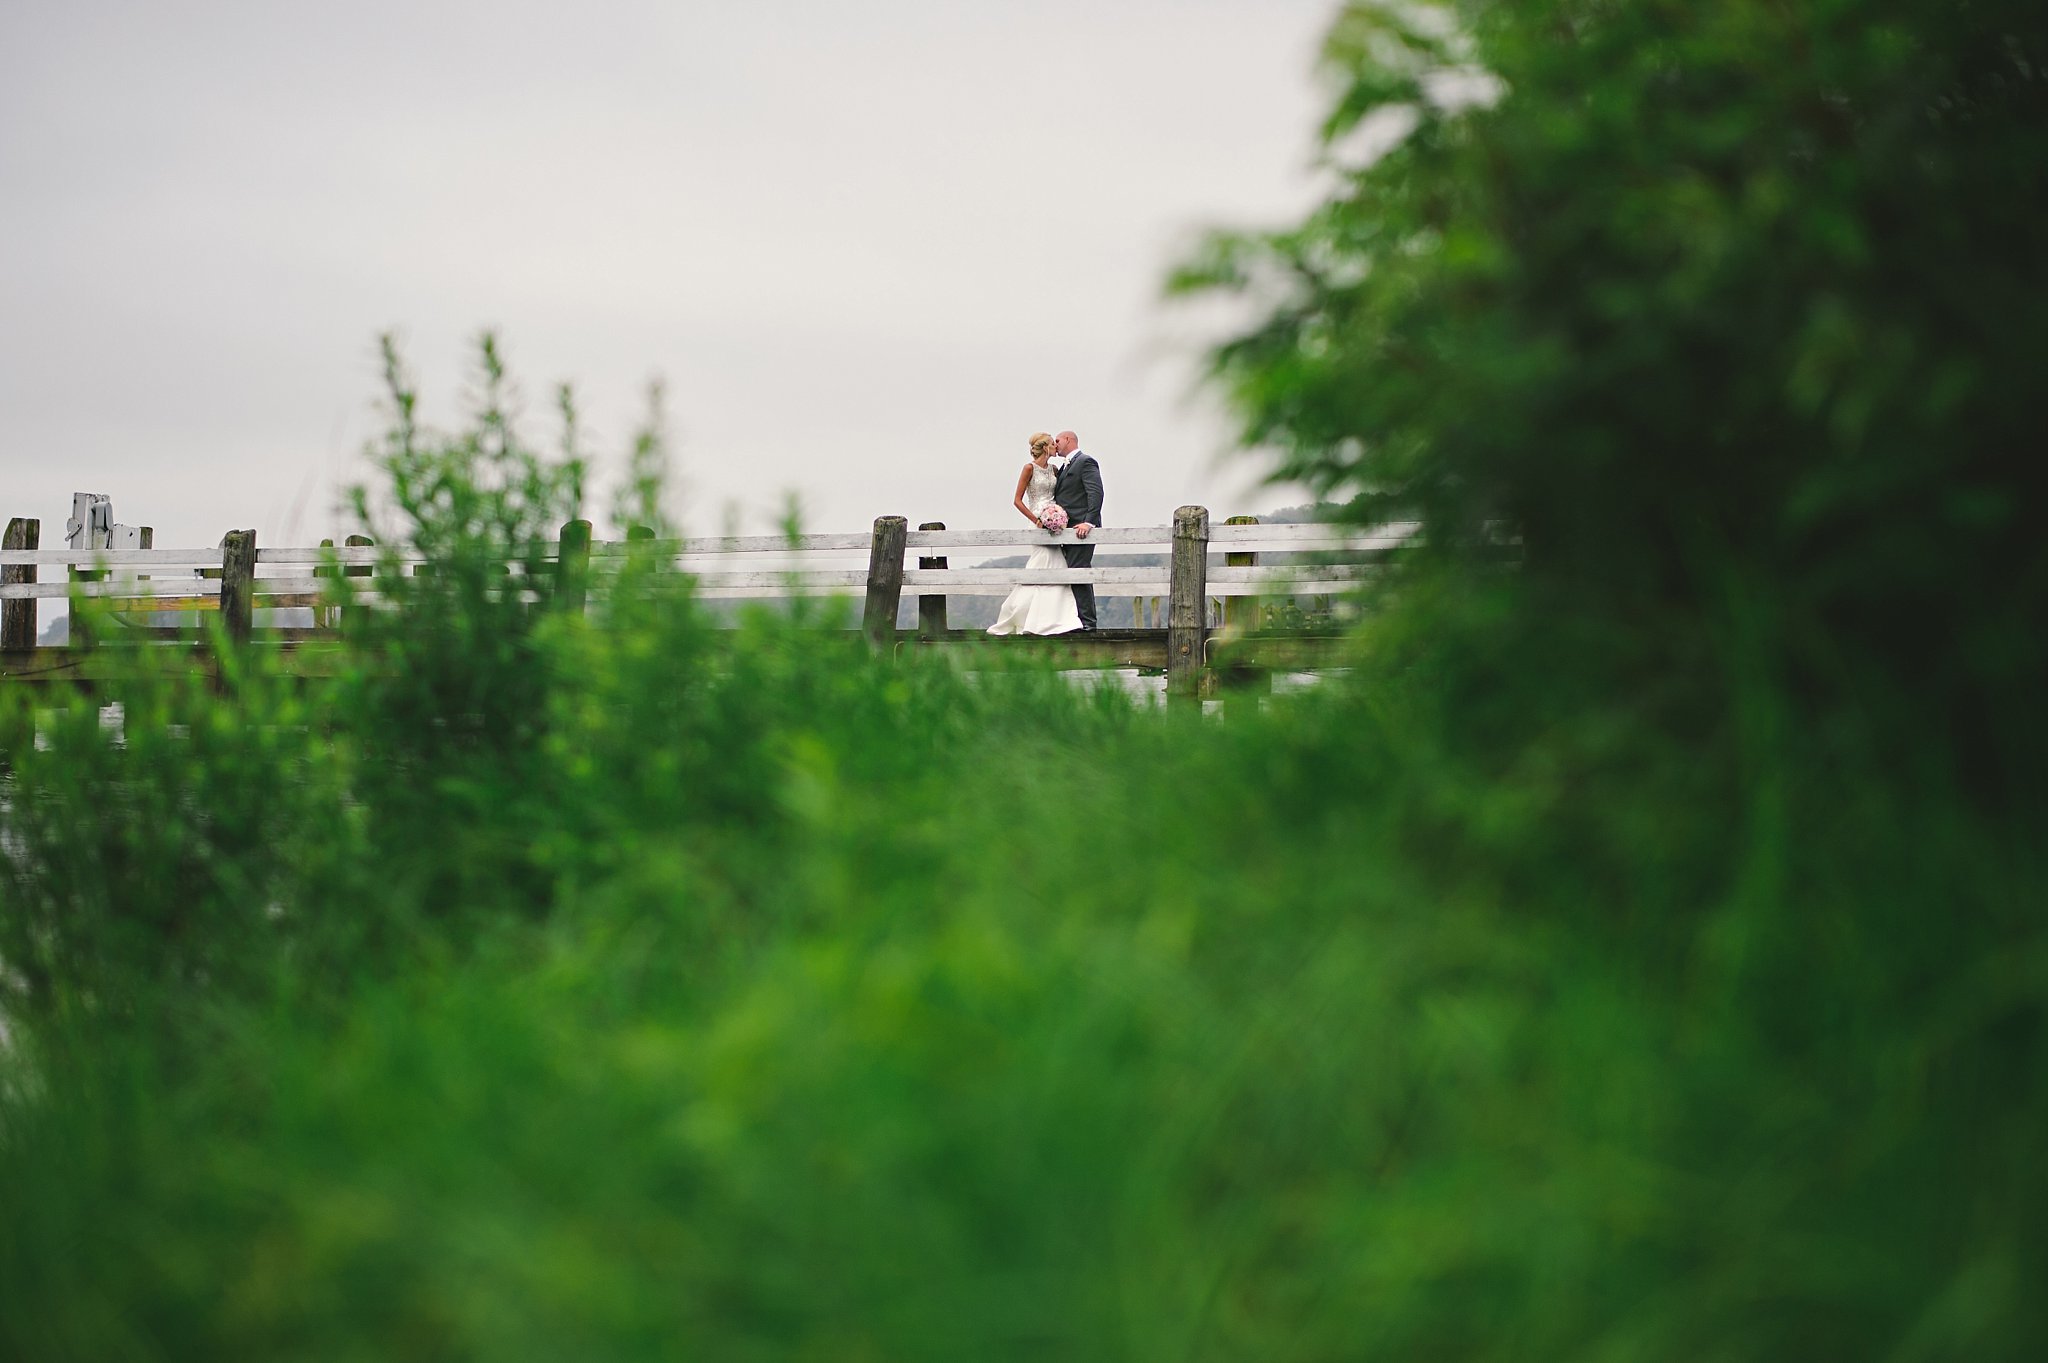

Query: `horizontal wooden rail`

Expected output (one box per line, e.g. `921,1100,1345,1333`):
0,531,1416,575
654,570,871,593
1212,520,1419,546
1206,524,1419,552
896,566,1379,594
2,507,1406,703
590,532,876,556
0,523,1418,568
901,522,1418,552
0,548,237,567
259,547,392,566
3,575,354,601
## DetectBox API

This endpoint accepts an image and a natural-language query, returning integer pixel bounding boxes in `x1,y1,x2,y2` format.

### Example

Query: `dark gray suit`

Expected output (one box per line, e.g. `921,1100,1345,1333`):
1052,452,1105,629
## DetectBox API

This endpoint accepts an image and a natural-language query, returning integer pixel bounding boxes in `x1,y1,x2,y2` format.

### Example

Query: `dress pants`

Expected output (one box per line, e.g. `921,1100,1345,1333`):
1061,541,1096,628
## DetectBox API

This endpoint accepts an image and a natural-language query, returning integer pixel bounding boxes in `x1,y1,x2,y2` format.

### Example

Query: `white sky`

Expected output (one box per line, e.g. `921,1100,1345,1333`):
2,0,1336,551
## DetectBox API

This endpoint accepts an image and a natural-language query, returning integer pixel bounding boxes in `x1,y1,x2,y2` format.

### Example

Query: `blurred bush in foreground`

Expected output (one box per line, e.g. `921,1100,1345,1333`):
4,0,2047,1350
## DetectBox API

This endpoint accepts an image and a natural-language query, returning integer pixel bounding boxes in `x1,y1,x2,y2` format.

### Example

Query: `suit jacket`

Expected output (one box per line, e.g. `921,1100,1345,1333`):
1053,453,1104,528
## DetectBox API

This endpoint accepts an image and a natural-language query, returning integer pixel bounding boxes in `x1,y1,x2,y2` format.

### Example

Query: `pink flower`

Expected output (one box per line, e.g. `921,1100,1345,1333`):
1040,504,1069,533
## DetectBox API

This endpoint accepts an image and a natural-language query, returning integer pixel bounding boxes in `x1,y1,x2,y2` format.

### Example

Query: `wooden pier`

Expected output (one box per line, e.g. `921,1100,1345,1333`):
1,510,1413,702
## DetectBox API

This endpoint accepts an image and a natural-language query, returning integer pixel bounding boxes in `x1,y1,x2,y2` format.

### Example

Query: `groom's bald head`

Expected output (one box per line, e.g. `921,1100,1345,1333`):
1055,431,1079,455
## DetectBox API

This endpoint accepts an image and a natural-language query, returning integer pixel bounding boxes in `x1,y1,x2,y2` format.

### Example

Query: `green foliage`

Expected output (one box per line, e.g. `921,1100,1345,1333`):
4,615,2041,1357
0,670,349,1016
5,5,2048,1340
1173,0,2048,796
342,333,588,777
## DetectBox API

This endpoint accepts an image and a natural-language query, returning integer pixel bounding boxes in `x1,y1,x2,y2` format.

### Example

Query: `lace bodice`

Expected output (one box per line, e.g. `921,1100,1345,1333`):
1023,462,1058,516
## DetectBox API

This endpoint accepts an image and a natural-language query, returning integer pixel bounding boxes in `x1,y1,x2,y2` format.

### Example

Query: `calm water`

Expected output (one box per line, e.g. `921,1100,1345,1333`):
1062,668,1340,709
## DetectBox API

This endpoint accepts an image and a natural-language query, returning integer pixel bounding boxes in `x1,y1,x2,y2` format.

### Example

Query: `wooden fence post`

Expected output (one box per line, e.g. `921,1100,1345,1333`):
344,534,374,578
559,518,593,614
916,521,947,637
1221,514,1271,713
340,534,374,634
1223,515,1260,633
1167,505,1210,705
2,518,37,650
67,521,100,648
219,530,256,644
863,515,907,650
624,525,657,577
314,538,336,631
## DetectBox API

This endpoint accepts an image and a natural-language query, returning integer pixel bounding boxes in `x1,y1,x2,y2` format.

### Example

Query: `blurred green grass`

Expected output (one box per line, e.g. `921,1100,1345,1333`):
7,0,2048,1348
3,547,2040,1357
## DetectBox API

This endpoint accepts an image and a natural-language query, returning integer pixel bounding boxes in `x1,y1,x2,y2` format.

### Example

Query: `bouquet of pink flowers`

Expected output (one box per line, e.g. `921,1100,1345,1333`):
1039,503,1069,534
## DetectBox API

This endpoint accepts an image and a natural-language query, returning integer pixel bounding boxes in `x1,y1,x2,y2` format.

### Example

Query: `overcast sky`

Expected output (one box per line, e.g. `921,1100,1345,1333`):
2,0,1337,551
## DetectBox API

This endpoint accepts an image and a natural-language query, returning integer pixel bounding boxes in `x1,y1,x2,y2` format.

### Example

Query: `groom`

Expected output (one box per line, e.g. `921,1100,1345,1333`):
1051,430,1104,630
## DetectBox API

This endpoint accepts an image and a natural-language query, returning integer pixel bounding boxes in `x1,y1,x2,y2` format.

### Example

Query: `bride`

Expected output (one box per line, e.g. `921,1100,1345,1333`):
986,432,1083,636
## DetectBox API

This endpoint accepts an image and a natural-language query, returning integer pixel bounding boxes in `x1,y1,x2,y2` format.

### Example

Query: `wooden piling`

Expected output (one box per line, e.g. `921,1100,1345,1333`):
2,518,38,651
558,518,593,614
219,530,256,644
67,516,105,650
0,522,33,753
337,535,375,634
1221,514,1271,713
1223,516,1259,633
863,515,907,650
1166,505,1209,705
315,538,336,630
916,521,947,637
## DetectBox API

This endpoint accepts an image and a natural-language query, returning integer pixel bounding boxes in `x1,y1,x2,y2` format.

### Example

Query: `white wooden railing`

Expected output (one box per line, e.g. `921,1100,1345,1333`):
1,509,1414,696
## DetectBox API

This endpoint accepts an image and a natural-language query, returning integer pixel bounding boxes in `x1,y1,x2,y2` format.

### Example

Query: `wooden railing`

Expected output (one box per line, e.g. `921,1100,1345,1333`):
1,509,1413,700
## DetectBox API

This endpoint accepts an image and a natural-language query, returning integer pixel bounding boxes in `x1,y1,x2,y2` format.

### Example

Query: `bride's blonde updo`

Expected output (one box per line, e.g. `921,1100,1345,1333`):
1028,432,1055,459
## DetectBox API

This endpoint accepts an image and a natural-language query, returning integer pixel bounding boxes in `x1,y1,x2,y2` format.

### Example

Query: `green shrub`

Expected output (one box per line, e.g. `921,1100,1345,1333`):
1173,0,2048,799
5,3,2048,1339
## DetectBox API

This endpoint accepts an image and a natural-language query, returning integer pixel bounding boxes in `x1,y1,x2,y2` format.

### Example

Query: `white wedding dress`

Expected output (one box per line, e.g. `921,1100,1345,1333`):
986,462,1083,636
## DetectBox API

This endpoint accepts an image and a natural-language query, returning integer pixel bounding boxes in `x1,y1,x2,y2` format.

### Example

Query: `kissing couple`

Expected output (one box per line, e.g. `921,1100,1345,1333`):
986,429,1104,637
